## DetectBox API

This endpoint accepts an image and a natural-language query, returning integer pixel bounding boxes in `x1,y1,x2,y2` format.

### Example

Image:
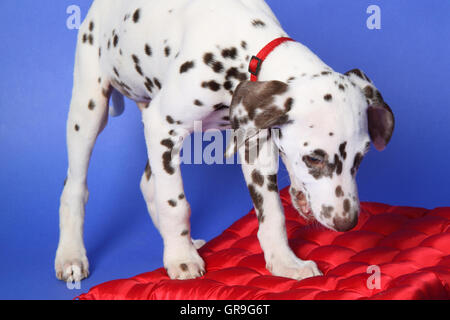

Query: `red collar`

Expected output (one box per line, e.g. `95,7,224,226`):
248,37,296,82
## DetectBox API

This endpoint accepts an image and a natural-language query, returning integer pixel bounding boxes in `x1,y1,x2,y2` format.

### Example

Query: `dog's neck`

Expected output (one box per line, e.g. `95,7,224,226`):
250,37,330,83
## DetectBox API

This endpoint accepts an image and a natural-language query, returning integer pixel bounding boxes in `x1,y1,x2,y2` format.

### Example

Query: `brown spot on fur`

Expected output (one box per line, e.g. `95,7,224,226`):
178,193,185,200
181,230,189,236
180,263,188,272
231,81,289,128
248,184,264,222
364,86,375,99
145,161,152,180
303,150,342,179
251,170,264,187
321,205,334,218
284,98,294,111
351,153,364,175
267,174,278,192
324,94,333,102
161,139,174,149
74,124,80,131
343,198,351,212
335,186,344,197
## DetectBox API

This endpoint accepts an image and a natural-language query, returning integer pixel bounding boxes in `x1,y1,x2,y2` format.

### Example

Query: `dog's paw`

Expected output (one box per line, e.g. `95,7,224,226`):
268,256,322,281
164,247,205,280
55,251,89,282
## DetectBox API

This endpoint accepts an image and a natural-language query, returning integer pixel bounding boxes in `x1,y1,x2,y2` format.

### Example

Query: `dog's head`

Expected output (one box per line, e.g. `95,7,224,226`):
227,69,394,231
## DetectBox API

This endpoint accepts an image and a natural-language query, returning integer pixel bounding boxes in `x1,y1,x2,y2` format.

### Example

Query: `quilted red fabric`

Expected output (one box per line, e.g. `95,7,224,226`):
78,187,450,300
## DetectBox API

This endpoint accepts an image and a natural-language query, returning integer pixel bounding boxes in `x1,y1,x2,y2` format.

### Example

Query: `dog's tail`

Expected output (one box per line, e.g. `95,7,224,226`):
109,89,125,117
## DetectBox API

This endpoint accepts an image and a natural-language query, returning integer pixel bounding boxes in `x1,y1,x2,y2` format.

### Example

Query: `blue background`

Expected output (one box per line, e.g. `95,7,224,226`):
0,0,449,300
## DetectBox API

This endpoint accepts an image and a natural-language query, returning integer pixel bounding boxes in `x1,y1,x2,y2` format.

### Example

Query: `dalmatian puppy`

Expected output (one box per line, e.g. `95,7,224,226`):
56,0,394,282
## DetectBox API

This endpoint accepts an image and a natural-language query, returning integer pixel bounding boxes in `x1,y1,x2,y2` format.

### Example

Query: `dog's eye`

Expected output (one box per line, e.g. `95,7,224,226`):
304,155,324,166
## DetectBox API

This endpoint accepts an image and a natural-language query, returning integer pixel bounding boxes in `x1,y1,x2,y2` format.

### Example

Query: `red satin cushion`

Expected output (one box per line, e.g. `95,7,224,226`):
78,187,450,300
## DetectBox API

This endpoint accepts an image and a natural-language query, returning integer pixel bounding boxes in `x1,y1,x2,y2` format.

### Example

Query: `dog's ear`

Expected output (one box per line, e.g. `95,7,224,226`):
225,80,293,157
345,69,395,151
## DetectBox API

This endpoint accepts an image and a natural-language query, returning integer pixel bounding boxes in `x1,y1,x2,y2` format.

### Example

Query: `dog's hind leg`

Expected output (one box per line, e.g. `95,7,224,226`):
55,21,111,282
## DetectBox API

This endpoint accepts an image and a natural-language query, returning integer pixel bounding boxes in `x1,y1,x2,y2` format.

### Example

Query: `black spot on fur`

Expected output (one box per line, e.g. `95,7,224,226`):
154,78,162,89
194,100,203,106
181,230,189,236
324,94,333,101
89,21,94,31
144,77,154,93
203,53,224,73
339,142,347,160
213,104,229,111
113,67,120,77
133,9,141,23
335,154,343,175
135,64,143,76
74,124,80,131
145,161,152,180
178,193,185,200
166,116,175,124
145,44,152,56
131,54,140,64
165,46,171,57
221,47,238,59
224,81,233,90
168,200,177,207
88,100,95,110
339,84,345,91
252,19,266,27
226,67,248,81
113,35,119,47
180,61,195,74
201,80,221,92
241,41,247,49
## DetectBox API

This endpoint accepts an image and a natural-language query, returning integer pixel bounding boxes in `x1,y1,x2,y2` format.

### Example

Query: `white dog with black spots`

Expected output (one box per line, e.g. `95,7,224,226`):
56,0,394,282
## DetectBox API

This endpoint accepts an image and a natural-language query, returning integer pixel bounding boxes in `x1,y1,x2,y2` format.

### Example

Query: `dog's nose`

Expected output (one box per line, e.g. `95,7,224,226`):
333,215,358,232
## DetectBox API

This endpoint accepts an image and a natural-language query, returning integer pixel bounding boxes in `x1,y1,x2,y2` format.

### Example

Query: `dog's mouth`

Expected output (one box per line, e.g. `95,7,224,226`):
292,189,313,219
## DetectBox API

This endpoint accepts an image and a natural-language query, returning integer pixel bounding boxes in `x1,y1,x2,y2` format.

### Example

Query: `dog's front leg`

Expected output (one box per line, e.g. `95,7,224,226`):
142,102,205,280
238,134,322,281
